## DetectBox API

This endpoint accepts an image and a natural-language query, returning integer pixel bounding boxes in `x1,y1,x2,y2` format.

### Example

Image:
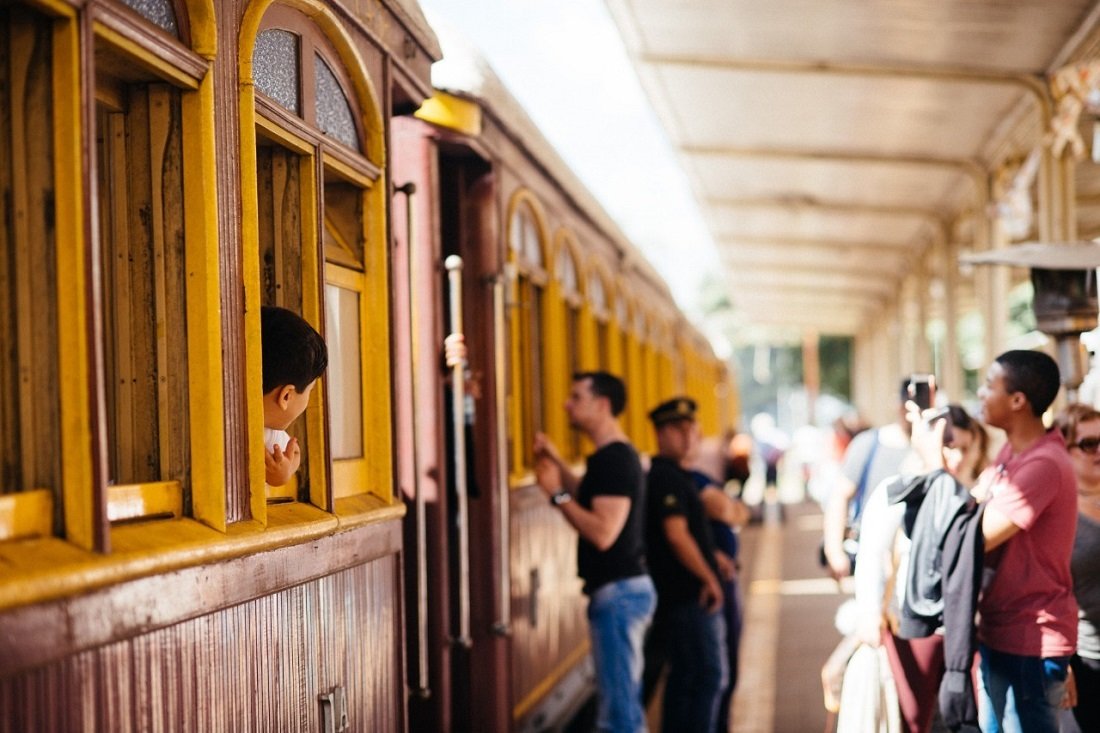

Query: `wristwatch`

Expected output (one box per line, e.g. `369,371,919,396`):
550,490,572,507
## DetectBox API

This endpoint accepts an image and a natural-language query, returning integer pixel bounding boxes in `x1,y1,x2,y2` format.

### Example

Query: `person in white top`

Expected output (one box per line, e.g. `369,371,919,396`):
261,306,328,486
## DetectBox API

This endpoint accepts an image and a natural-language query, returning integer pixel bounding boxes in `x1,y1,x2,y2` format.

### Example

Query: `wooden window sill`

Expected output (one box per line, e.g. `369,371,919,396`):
0,499,404,613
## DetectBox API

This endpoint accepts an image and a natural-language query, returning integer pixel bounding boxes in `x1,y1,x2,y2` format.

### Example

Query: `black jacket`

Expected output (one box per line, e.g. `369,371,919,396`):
937,502,984,732
887,469,971,639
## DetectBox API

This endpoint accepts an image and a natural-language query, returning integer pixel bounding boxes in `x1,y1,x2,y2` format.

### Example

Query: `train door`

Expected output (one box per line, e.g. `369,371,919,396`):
437,146,513,733
391,115,511,733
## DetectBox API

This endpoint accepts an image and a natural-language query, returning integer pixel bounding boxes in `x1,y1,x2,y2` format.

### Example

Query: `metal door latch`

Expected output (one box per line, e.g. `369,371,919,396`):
319,686,349,733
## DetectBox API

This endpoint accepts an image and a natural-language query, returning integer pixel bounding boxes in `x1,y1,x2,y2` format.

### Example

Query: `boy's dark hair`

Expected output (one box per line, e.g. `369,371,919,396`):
573,371,627,416
995,349,1061,416
261,306,328,394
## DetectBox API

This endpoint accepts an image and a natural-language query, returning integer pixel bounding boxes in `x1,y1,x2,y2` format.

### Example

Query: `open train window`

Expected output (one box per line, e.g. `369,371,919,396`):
506,195,548,481
0,7,63,541
246,3,387,515
94,54,191,521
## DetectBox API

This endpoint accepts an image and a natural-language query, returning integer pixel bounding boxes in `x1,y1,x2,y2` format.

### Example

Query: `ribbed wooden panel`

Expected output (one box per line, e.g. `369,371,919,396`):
0,556,401,732
509,486,589,713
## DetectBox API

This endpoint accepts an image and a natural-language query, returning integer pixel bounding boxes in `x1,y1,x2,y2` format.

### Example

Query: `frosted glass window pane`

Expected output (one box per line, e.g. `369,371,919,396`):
588,274,606,311
314,54,360,151
523,214,541,267
254,30,300,115
120,0,179,36
556,247,577,295
325,284,363,459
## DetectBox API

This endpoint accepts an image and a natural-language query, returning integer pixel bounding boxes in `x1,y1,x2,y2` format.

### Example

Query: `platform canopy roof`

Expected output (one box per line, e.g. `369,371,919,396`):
605,0,1100,337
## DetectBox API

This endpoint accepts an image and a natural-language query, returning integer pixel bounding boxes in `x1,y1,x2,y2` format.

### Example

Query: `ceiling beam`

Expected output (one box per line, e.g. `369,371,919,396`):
708,196,944,223
682,143,987,185
638,53,1049,115
720,251,907,278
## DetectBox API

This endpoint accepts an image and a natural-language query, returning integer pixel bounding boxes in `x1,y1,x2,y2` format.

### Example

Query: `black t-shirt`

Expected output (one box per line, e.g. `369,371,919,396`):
645,455,719,604
576,441,647,595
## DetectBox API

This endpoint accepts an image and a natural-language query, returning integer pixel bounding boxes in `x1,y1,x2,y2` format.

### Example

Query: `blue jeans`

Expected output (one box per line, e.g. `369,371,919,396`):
977,643,1069,733
661,602,728,733
587,575,657,733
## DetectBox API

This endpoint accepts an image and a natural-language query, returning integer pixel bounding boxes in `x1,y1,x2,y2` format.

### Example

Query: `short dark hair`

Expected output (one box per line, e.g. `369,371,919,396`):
995,350,1061,416
573,371,626,416
262,306,328,394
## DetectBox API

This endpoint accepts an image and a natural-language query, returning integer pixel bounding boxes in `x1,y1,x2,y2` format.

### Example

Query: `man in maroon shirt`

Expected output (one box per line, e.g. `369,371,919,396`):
974,350,1077,732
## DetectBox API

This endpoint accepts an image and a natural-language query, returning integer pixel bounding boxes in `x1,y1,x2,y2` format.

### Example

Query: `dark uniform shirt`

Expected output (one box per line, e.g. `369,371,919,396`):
646,456,720,604
576,441,647,595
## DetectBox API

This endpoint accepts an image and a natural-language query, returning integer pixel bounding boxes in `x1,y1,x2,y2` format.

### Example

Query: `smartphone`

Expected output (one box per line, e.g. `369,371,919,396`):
908,373,935,411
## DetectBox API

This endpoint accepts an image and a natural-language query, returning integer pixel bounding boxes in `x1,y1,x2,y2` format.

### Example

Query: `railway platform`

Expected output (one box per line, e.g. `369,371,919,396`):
730,498,852,733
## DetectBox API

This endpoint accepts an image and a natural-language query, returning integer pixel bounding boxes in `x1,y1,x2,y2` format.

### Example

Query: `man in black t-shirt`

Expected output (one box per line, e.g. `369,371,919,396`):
534,372,655,733
642,397,727,733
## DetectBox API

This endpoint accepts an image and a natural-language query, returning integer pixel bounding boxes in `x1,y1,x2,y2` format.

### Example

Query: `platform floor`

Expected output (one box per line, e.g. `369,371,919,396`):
731,500,850,733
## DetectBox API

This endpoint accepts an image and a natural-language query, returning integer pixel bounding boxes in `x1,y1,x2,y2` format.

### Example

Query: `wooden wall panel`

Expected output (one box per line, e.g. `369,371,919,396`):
509,485,589,719
0,556,402,732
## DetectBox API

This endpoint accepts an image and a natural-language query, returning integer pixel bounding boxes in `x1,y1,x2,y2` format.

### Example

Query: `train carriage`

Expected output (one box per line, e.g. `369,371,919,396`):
0,1,736,731
1,0,439,729
394,29,736,732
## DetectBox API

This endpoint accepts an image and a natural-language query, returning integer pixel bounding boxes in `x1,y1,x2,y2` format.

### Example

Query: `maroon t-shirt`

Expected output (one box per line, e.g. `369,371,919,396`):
978,429,1078,657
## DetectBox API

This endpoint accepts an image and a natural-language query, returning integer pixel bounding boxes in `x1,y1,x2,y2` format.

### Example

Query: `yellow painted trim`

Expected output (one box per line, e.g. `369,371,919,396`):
21,0,76,18
255,113,313,154
415,91,482,136
333,494,405,527
322,150,375,188
265,475,298,502
296,155,329,510
91,22,201,90
0,490,54,542
0,503,369,611
107,481,183,523
181,0,218,59
182,70,228,532
52,12,96,551
513,641,591,720
325,264,373,500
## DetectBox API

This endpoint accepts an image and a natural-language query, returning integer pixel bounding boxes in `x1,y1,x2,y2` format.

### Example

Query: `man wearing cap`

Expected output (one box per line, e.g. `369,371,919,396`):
642,397,727,733
533,372,655,733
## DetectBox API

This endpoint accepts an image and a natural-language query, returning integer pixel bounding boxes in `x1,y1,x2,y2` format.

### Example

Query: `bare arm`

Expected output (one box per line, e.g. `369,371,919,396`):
558,495,632,551
664,515,723,611
699,486,750,527
982,504,1020,553
823,477,857,579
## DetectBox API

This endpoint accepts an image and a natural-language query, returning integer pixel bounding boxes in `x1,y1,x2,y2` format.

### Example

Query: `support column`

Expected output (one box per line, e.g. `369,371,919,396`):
915,255,932,373
942,233,963,401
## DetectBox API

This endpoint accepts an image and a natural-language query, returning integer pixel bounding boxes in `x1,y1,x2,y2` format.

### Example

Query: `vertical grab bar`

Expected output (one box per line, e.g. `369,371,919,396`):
396,182,430,698
445,255,473,648
492,275,512,635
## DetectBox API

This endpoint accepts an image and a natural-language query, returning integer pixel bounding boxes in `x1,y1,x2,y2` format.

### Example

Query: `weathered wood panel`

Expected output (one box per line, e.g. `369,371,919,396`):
0,554,403,732
509,484,589,721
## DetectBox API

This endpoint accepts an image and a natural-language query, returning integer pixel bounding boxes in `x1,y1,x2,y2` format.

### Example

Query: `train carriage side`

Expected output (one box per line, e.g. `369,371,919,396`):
395,38,739,731
0,0,439,730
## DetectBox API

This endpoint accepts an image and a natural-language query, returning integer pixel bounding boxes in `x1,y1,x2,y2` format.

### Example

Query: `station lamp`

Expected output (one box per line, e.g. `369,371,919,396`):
962,242,1100,401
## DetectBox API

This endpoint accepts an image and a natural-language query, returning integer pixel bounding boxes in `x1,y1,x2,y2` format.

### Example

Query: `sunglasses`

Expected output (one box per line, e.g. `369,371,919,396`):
1073,437,1100,454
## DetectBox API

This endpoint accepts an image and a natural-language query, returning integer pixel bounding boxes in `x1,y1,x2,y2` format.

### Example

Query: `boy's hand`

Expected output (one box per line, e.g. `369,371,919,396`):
265,437,301,486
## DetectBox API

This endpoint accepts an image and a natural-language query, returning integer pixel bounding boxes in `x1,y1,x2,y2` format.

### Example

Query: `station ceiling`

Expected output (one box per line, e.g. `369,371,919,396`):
605,0,1100,337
